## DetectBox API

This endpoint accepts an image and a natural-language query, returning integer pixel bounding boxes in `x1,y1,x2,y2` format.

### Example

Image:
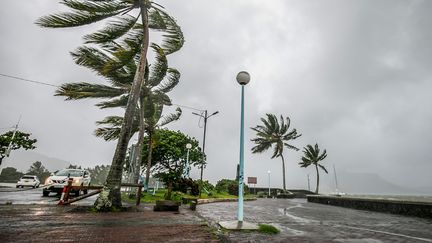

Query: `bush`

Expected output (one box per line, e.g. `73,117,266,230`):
215,179,249,196
172,178,199,196
258,224,279,234
257,191,267,198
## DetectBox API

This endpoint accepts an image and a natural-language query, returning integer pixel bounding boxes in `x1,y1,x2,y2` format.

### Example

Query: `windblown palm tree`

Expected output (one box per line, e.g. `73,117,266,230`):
37,0,184,209
299,143,328,194
251,114,301,192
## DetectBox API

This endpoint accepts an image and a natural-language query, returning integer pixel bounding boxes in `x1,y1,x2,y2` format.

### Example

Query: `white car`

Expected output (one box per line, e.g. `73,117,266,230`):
16,175,40,188
43,169,91,197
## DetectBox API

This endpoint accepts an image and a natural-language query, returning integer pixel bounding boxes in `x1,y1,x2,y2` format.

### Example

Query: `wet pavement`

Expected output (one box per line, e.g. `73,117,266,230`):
0,183,98,205
0,204,218,242
197,198,432,242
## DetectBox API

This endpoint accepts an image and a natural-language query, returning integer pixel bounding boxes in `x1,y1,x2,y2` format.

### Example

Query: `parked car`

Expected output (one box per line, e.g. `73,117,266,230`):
16,175,40,188
43,169,91,197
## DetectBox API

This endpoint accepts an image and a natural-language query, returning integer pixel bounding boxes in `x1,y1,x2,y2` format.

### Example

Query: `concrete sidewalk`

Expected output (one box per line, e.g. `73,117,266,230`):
0,204,218,242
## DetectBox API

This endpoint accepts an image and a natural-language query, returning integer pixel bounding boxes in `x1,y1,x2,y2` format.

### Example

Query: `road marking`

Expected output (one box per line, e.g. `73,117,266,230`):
336,225,432,242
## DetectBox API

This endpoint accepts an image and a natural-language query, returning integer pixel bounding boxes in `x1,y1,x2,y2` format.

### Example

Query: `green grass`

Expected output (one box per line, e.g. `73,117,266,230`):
121,189,257,204
258,224,279,234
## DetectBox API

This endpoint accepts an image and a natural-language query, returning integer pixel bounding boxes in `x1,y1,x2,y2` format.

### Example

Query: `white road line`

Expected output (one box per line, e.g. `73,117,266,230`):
336,225,432,242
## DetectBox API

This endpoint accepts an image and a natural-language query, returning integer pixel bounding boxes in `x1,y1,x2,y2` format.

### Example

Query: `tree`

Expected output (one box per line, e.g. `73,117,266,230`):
299,143,328,194
0,130,37,165
37,0,184,210
251,114,301,192
0,167,23,182
27,161,51,182
86,165,111,185
141,129,204,199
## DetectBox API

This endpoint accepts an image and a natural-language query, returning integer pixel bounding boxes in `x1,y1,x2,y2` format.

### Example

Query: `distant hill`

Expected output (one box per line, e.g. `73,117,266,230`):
319,171,428,196
2,150,71,173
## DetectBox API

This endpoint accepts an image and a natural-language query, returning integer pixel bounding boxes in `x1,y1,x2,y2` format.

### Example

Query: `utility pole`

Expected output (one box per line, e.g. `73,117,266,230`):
192,110,219,183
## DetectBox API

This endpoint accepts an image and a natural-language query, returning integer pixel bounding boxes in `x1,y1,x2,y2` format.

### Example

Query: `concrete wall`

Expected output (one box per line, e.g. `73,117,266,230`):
307,195,432,218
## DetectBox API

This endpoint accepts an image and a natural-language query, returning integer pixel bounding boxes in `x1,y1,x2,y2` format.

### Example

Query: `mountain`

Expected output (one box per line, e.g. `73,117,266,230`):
318,171,427,196
2,150,71,173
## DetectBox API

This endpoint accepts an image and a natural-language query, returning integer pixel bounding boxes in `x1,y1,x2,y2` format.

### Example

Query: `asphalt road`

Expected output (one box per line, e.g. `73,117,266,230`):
0,183,97,205
198,198,432,242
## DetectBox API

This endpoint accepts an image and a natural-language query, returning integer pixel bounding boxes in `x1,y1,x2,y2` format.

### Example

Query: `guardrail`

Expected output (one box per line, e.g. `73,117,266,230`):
58,181,144,206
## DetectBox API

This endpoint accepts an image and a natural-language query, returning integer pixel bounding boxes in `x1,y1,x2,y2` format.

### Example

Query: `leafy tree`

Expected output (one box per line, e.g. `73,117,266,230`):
0,130,37,166
0,167,23,182
67,164,82,169
299,143,328,194
37,0,184,209
251,114,301,192
215,179,248,196
86,165,111,185
27,161,51,182
141,129,204,199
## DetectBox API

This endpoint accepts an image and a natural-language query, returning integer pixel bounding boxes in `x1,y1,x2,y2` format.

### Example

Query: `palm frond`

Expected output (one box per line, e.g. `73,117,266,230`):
95,95,129,109
158,107,182,127
83,15,138,44
36,2,128,29
155,68,180,93
148,43,168,87
55,82,126,100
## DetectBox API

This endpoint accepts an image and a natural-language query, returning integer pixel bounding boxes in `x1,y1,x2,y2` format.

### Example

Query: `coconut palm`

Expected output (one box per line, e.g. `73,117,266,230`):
95,96,182,190
37,0,184,209
251,114,301,192
299,143,328,194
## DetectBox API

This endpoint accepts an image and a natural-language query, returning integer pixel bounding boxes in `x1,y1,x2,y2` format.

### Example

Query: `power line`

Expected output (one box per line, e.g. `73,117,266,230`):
0,73,59,88
171,103,205,112
1,72,208,114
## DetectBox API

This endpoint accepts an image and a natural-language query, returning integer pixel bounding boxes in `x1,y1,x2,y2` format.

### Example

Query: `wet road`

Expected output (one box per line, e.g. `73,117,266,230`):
198,198,432,242
0,183,97,205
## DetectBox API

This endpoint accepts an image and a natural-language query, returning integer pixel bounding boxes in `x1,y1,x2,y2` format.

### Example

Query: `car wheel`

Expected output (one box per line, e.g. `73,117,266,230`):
75,190,80,196
43,191,49,197
83,183,88,195
33,186,36,188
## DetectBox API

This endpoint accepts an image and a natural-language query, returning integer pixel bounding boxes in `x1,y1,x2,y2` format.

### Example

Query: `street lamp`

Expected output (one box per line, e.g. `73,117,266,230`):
236,71,250,222
267,170,271,197
192,110,219,192
184,143,192,178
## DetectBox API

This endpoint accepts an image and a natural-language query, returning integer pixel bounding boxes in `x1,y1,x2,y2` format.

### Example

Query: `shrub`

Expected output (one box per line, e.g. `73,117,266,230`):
215,179,249,196
172,178,199,196
257,191,267,198
258,224,279,234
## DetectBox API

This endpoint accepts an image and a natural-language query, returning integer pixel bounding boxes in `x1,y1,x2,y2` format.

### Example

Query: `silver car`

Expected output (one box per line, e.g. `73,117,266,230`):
16,175,40,188
43,169,91,197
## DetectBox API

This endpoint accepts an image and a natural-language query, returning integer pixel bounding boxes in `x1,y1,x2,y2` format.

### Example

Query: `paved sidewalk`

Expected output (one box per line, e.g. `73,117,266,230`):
0,204,218,242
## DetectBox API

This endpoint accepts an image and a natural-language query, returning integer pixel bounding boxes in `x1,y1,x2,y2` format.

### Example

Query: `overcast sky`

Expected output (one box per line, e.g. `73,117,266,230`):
1,0,431,192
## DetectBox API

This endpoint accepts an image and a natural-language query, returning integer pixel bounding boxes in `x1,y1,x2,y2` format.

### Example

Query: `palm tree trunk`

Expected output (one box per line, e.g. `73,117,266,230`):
131,96,146,186
315,164,320,194
144,130,153,191
94,0,150,210
281,154,286,192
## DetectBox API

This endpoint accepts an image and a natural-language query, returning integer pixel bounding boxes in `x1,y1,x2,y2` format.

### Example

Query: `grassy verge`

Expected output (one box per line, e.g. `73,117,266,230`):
258,224,280,234
121,189,257,204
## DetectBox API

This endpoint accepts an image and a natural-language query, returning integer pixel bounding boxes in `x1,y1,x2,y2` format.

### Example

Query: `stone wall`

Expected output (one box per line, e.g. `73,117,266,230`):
307,195,432,218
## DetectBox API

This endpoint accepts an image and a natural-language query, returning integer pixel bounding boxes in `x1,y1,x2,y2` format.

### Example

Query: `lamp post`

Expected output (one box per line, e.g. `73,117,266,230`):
267,170,271,197
236,71,250,222
184,143,192,178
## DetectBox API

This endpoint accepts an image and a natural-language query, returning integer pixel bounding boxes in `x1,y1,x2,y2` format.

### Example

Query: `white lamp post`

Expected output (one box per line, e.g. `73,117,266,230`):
184,143,192,178
236,71,250,222
267,170,271,197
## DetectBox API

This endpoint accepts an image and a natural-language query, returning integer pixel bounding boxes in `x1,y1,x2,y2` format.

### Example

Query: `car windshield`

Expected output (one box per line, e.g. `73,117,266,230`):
55,169,83,177
21,176,35,180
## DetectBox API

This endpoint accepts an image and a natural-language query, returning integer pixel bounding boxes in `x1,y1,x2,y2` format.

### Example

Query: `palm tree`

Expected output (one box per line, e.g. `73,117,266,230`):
95,98,182,190
251,114,301,192
37,0,183,209
299,143,328,194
